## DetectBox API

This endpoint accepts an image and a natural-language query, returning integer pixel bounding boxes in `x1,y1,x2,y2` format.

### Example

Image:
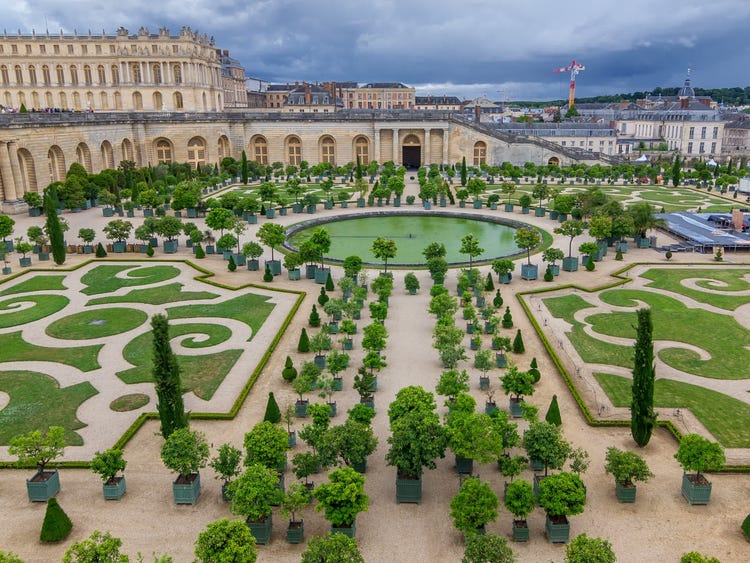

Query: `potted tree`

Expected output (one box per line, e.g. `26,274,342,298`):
537,471,587,543
24,191,44,216
492,258,515,285
284,251,302,280
102,219,133,253
674,433,725,505
554,220,585,272
500,181,516,211
578,242,600,270
293,363,319,417
519,194,532,214
404,272,420,295
243,421,289,475
27,226,48,259
209,443,243,501
241,241,263,271
280,481,312,544
500,365,535,418
78,227,96,254
160,428,210,505
436,368,470,407
446,394,505,475
604,446,654,503
9,426,65,502
229,463,282,545
542,247,565,277
14,238,33,267
449,476,499,539
523,420,570,476
514,227,541,280
313,466,369,538
0,214,15,252
310,331,333,368
90,448,127,500
257,222,285,275
504,479,535,542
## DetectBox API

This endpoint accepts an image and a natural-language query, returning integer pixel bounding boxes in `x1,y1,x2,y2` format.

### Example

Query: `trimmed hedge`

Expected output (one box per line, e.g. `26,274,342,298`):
40,498,72,542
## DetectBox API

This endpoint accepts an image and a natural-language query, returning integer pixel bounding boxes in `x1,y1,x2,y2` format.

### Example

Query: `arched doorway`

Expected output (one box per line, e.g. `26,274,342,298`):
402,134,421,168
548,156,560,166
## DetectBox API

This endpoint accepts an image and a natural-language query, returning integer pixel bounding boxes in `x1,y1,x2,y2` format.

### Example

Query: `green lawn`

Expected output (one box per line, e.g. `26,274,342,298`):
641,267,750,311
0,331,101,372
0,370,97,445
80,265,181,295
118,323,240,400
87,282,218,306
0,295,70,328
592,289,750,379
594,373,750,448
0,275,67,296
46,308,148,340
167,293,275,341
109,393,150,412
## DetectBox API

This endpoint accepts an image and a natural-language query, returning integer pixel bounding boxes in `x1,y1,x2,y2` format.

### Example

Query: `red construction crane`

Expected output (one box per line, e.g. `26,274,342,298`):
553,60,585,109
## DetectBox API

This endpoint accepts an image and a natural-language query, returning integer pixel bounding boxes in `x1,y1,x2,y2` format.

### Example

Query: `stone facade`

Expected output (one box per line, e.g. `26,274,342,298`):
0,110,609,210
0,26,224,112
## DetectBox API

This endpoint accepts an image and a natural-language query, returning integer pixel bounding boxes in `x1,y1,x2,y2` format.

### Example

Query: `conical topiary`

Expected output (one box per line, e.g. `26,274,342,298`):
615,248,623,261
260,203,266,215
40,498,72,542
512,329,525,353
545,394,562,426
501,306,513,329
282,355,298,382
309,305,321,327
484,272,495,292
585,255,595,271
228,254,237,271
528,357,541,383
493,290,503,309
264,392,281,423
95,242,107,257
195,244,205,259
263,264,273,282
298,328,311,352
318,287,329,306
325,272,334,291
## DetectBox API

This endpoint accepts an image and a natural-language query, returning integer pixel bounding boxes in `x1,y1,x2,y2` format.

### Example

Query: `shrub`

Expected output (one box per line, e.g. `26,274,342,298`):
528,357,540,383
309,305,321,327
228,254,237,271
501,307,513,328
263,264,273,282
462,532,514,563
680,552,722,563
195,244,205,259
512,330,525,354
565,533,616,563
545,395,562,426
298,328,311,353
301,532,364,563
615,248,623,261
325,272,334,291
194,518,257,563
40,498,72,542
318,287,329,306
484,272,495,292
493,290,503,308
63,530,128,563
585,256,595,271
95,242,107,257
543,265,553,282
742,513,750,541
665,250,673,260
282,356,298,382
146,243,155,257
264,392,281,423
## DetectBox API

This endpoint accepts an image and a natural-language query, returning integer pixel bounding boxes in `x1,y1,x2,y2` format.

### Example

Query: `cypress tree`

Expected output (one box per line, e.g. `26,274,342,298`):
460,156,467,186
631,308,656,447
44,191,66,265
146,243,155,257
282,355,298,382
484,272,494,292
264,392,281,423
512,329,525,353
309,305,321,327
298,328,311,353
325,271,334,291
545,394,562,426
671,155,681,187
241,150,249,184
40,498,72,542
151,314,188,438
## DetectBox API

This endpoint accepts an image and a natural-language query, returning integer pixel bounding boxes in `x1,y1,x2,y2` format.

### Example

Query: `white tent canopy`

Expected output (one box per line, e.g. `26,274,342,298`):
635,154,649,162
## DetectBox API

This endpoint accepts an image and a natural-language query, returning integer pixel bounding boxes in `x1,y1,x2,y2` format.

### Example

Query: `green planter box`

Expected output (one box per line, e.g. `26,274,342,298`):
535,207,546,217
473,200,483,209
292,203,304,213
103,476,126,500
19,257,32,268
479,376,490,391
396,475,422,504
163,240,178,254
617,241,629,253
521,264,538,280
352,458,367,474
332,522,356,538
504,203,514,212
26,470,60,502
512,520,530,542
343,337,353,350
558,213,568,222
545,514,570,543
529,457,544,471
247,259,260,271
315,267,330,284
288,268,301,280
38,252,50,261
615,480,637,503
500,273,512,284
112,241,126,253
305,264,317,279
495,353,507,368
233,253,246,266
266,208,276,219
455,456,474,475
549,210,559,220
521,207,530,214
286,521,304,544
328,401,337,417
172,472,201,505
102,208,115,217
562,256,579,272
638,237,650,248
509,398,524,418
332,377,343,391
485,401,498,415
288,430,297,448
681,473,712,505
295,400,309,418
247,514,273,545
306,204,317,214
314,355,326,369
266,259,282,276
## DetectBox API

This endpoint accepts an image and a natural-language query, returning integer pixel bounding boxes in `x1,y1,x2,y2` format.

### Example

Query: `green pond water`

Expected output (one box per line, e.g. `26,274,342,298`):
288,215,519,265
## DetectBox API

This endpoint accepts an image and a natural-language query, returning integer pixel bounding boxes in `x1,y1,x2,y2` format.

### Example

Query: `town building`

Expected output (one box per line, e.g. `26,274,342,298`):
283,83,342,113
218,50,248,108
414,96,463,111
353,83,415,109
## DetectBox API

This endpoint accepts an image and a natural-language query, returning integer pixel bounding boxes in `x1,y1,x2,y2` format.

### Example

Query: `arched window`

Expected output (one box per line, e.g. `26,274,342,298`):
86,92,94,110
155,139,172,164
173,64,182,84
111,65,119,85
187,137,207,169
133,91,143,110
152,64,161,85
48,146,65,182
114,92,122,110
253,136,268,165
83,65,92,85
131,63,141,84
100,91,108,110
42,65,51,85
355,136,370,166
55,65,64,85
31,91,40,109
17,148,37,195
45,92,53,108
14,65,23,85
28,65,37,85
153,91,163,110
0,66,9,85
101,141,114,169
76,143,92,172
218,136,230,161
17,92,26,108
97,65,106,84
287,137,301,166
72,92,81,110
473,141,487,166
4,92,12,107
173,91,183,110
121,138,134,162
59,92,67,109
69,65,78,85
321,136,335,165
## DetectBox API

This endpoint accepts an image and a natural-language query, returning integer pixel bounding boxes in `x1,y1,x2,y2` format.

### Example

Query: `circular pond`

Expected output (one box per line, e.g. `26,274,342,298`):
287,212,523,266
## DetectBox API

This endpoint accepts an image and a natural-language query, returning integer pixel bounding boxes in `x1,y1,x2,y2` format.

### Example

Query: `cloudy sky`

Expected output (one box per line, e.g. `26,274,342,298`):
4,0,749,101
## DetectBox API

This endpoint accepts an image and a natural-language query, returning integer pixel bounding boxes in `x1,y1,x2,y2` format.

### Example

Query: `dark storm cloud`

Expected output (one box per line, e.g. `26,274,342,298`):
5,0,750,100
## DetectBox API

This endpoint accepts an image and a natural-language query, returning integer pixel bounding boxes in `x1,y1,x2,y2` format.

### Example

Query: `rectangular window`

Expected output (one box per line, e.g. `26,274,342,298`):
67,44,74,54
701,127,706,139
713,127,718,139
687,142,693,153
110,45,116,54
11,44,18,54
711,142,716,154
81,45,87,54
689,127,695,139
54,45,60,54
39,45,45,54
95,44,102,54
25,44,31,54
699,142,705,153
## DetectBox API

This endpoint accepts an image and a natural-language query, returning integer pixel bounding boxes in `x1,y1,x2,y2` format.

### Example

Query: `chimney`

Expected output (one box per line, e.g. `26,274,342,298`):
331,81,337,99
680,98,689,109
223,49,229,56
475,104,481,122
305,83,311,105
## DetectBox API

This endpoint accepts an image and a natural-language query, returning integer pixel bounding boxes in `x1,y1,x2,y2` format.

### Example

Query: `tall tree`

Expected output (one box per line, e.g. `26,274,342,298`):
671,155,682,188
151,314,188,438
240,150,249,184
44,188,66,265
460,156,467,186
459,234,484,270
371,237,397,274
631,308,656,447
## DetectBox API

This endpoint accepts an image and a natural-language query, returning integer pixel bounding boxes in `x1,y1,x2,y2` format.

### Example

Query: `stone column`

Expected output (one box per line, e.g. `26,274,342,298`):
0,142,18,201
425,128,431,164
443,130,449,164
392,128,399,164
373,128,381,164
